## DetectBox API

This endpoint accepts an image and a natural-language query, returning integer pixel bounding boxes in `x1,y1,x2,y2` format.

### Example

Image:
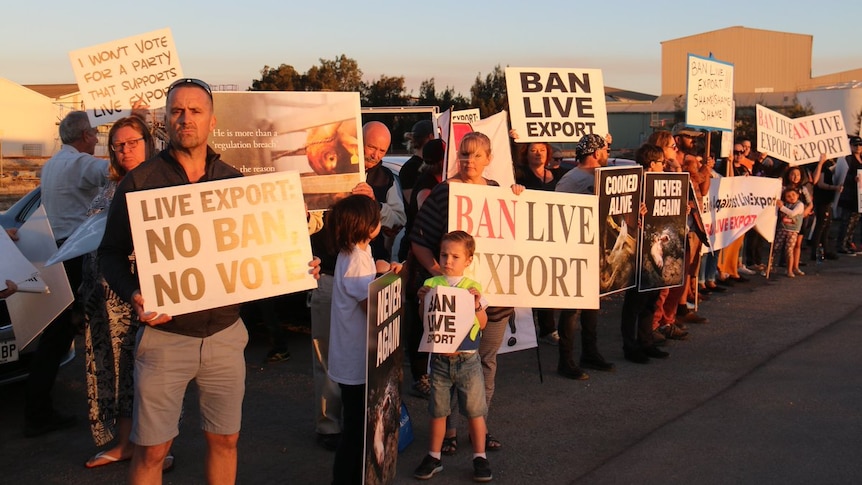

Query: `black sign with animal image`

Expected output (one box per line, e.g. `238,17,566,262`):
596,166,642,296
638,172,689,291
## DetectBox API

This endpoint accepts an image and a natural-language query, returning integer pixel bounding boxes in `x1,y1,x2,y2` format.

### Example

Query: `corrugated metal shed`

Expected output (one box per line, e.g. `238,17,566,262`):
661,26,812,96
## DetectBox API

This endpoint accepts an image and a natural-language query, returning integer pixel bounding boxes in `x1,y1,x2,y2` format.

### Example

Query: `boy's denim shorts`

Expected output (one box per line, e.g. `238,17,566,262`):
428,352,487,419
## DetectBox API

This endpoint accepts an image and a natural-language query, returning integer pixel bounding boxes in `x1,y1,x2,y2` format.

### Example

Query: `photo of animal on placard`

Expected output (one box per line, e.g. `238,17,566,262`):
599,214,638,295
211,91,364,211
638,221,685,290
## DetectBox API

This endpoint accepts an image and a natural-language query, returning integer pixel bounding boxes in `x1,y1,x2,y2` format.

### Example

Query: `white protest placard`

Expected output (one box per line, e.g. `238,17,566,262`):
441,107,481,176
756,104,795,161
45,211,107,266
700,176,782,250
126,171,317,317
505,67,608,142
448,183,599,308
442,111,515,189
418,285,476,353
69,28,183,126
686,54,734,131
756,104,850,165
791,110,850,164
0,228,39,289
6,206,74,350
496,307,538,354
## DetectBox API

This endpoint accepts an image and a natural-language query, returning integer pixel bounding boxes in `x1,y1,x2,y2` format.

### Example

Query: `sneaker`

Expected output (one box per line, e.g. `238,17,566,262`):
414,455,443,480
738,265,756,275
659,324,689,340
265,349,291,363
410,374,431,399
538,330,560,346
472,457,493,482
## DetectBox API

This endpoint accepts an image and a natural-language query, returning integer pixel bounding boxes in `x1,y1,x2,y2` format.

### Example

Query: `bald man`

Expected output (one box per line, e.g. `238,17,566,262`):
362,121,406,261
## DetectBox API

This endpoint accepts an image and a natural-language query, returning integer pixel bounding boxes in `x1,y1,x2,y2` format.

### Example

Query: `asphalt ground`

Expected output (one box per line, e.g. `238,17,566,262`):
1,252,861,484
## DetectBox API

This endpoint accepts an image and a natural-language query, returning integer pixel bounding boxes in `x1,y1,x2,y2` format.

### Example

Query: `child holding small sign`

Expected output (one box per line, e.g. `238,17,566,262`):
414,231,493,482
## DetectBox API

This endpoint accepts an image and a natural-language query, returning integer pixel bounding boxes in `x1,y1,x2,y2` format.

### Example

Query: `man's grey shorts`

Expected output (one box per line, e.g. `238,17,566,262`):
131,319,248,446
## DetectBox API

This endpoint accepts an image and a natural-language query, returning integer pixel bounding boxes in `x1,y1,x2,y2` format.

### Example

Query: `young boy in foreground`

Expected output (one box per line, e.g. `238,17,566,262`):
413,230,492,482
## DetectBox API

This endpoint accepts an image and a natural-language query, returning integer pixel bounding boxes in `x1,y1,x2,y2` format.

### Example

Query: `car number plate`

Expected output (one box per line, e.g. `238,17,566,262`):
0,338,19,364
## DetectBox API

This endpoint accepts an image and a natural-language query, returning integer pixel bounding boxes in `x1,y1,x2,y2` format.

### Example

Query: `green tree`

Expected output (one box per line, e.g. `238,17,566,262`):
305,55,363,92
361,75,409,107
417,78,470,112
250,55,363,92
250,64,301,91
469,65,508,118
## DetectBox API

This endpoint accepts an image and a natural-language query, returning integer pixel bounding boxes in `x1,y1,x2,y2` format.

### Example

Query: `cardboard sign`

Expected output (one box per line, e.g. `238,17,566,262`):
596,166,642,296
496,307,538,354
0,227,39,289
506,67,608,142
211,91,363,211
448,183,599,308
69,28,183,126
365,271,403,484
126,171,316,317
45,211,106,266
685,54,734,131
756,104,851,165
418,285,476,353
5,206,74,350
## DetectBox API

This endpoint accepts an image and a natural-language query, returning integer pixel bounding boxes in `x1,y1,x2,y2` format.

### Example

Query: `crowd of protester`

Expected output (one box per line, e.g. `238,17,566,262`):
5,84,862,483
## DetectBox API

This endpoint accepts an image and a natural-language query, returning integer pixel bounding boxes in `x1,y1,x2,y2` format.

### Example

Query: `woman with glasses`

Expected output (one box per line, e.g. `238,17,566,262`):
80,115,173,472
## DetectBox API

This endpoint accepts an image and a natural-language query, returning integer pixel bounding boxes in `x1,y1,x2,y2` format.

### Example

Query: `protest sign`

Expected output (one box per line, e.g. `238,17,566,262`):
126,171,316,317
365,271,403,485
6,207,74,350
442,110,515,189
448,183,599,308
69,28,183,126
756,104,851,165
700,176,781,251
45,211,106,266
440,108,480,178
0,227,39,289
596,166,642,296
685,54,734,131
506,67,608,142
418,285,476,353
496,307,538,354
638,172,689,291
211,91,363,211
791,110,850,164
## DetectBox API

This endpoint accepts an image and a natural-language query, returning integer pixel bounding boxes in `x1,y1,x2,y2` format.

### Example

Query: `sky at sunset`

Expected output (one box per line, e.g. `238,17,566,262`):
3,0,859,97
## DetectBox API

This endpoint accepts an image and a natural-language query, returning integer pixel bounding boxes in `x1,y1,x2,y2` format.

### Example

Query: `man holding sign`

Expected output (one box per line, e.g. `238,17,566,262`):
99,78,318,485
414,231,493,482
